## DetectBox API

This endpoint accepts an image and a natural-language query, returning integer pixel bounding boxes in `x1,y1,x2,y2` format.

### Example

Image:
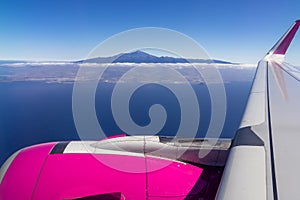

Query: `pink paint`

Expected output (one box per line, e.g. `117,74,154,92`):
33,154,202,199
148,197,187,200
273,20,300,55
0,142,57,200
33,154,147,199
147,156,203,197
0,142,203,199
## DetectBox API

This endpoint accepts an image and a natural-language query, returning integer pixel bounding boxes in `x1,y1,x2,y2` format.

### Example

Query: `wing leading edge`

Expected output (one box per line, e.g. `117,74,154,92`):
216,20,300,200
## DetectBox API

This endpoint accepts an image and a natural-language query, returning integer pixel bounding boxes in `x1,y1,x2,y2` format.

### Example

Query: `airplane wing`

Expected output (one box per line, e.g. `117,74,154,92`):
0,20,299,200
216,20,300,200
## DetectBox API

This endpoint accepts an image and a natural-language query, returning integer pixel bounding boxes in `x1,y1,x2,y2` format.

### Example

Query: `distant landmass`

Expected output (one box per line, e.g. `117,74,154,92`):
0,51,256,83
77,50,233,64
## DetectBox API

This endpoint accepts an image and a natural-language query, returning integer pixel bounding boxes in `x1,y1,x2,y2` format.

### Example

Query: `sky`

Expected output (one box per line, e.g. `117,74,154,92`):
0,0,299,64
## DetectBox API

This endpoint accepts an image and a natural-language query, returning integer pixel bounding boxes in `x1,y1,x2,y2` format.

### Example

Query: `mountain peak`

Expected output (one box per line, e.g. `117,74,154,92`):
128,50,150,55
114,50,158,63
119,50,156,57
79,50,232,64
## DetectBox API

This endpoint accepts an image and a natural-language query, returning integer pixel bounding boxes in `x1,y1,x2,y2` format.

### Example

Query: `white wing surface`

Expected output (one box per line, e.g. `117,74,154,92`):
217,20,300,200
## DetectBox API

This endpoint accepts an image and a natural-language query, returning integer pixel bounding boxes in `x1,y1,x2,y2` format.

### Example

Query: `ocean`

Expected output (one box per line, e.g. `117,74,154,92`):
0,81,252,167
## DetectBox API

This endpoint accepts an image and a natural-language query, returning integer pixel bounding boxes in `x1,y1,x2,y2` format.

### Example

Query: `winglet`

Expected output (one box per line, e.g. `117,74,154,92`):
268,20,300,55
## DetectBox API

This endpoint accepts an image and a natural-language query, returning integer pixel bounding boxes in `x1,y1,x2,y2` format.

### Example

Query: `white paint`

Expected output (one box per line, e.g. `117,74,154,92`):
240,61,267,128
216,146,266,200
62,137,231,166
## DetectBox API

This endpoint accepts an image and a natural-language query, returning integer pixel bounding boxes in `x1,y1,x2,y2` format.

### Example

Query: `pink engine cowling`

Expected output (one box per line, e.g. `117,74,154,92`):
0,140,211,200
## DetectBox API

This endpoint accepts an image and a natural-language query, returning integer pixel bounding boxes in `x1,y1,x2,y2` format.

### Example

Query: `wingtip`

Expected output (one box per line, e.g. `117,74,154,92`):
269,20,300,56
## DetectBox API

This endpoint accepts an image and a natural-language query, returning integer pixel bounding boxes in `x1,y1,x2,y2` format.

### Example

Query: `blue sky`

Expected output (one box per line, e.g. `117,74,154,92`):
0,0,299,63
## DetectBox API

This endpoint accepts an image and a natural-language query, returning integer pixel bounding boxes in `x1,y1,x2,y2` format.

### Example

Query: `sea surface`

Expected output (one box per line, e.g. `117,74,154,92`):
0,81,252,167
